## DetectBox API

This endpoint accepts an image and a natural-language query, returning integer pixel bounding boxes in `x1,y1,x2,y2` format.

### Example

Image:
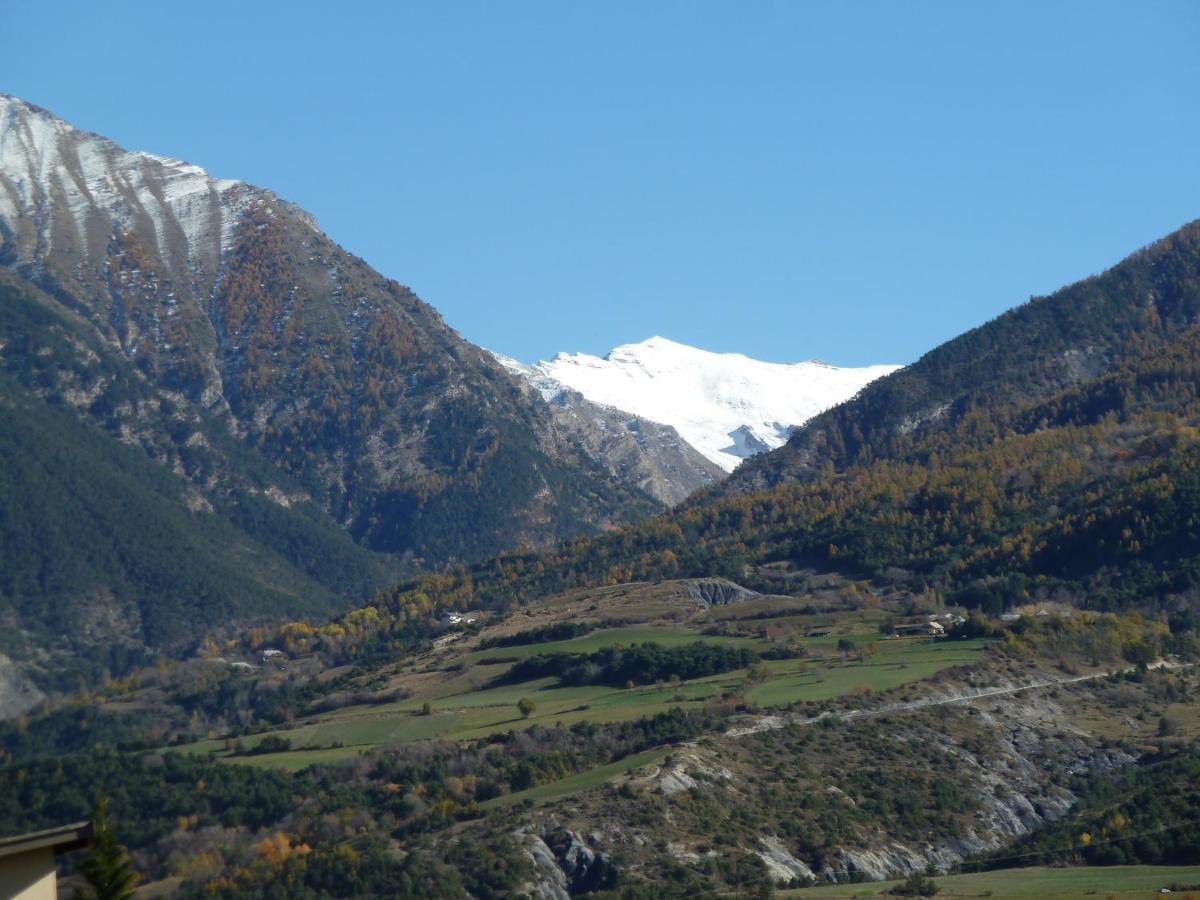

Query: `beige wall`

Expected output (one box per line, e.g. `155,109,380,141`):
0,846,58,900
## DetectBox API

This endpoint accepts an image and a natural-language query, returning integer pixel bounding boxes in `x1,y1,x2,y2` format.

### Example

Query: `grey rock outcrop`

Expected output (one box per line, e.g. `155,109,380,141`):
492,351,726,505
516,823,614,898
758,836,815,884
520,835,571,900
686,577,760,607
0,651,45,718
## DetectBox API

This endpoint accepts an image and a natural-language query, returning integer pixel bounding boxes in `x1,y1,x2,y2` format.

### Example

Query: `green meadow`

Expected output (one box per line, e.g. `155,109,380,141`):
171,625,987,771
479,747,671,809
780,865,1200,899
462,625,765,663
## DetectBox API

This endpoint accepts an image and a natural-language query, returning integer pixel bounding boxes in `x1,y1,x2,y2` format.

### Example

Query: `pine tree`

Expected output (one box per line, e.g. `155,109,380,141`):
77,793,138,900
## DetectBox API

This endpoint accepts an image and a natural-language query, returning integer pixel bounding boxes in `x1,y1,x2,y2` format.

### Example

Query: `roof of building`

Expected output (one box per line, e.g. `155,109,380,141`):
0,822,93,860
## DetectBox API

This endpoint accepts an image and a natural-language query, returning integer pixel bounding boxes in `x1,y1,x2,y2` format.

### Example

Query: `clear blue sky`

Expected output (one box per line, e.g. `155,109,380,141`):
6,1,1199,366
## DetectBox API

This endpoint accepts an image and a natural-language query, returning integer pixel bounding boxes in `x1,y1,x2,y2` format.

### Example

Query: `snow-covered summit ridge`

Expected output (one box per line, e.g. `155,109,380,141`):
0,93,270,264
518,336,902,472
490,351,566,404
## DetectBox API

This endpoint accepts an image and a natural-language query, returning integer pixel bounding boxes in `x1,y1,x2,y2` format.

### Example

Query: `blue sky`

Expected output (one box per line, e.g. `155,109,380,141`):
5,1,1199,366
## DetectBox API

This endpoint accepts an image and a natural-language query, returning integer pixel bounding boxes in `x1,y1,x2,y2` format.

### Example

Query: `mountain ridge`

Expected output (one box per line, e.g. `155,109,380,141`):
4,99,1200,898
0,94,662,694
326,218,1200,650
508,335,901,472
0,92,659,558
712,219,1200,498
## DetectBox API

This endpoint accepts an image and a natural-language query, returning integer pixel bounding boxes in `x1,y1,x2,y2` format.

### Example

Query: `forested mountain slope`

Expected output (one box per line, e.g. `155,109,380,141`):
5,220,1200,899
0,274,396,695
717,220,1200,494
0,94,659,697
284,222,1200,667
0,94,655,565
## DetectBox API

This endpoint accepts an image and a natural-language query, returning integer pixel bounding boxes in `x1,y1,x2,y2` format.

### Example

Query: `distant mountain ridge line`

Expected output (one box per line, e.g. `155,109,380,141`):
714,217,1200,498
499,336,902,472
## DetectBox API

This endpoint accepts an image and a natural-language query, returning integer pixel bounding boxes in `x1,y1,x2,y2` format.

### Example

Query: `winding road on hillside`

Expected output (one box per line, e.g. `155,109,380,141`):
724,660,1183,739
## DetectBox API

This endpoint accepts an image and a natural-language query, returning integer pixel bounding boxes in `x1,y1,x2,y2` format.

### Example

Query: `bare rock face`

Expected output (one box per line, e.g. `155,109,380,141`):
685,577,760,607
0,652,45,718
758,836,815,884
519,834,570,900
811,695,1136,882
493,669,1148,893
542,389,727,506
492,351,726,505
634,745,736,796
516,824,614,899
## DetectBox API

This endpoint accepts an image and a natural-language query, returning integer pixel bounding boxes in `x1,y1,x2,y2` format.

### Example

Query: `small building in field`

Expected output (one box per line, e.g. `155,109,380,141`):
892,621,945,637
0,822,92,899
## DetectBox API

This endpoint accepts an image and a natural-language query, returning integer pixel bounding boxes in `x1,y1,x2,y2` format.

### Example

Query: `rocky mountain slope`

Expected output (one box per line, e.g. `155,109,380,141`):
520,336,900,471
0,273,402,692
492,351,725,504
0,94,661,687
501,662,1166,895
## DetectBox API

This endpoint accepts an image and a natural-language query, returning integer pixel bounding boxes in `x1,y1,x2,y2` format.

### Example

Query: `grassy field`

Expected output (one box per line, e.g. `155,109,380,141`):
170,623,988,771
221,745,369,772
779,865,1200,899
478,747,670,809
749,641,986,705
462,625,765,663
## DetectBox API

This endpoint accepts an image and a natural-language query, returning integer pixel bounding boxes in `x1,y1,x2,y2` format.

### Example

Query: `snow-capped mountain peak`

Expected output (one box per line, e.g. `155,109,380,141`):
0,93,266,268
516,337,902,472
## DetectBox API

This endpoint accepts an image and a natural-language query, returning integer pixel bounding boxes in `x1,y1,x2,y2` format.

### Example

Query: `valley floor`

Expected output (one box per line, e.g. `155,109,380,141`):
780,864,1200,899
6,577,1198,899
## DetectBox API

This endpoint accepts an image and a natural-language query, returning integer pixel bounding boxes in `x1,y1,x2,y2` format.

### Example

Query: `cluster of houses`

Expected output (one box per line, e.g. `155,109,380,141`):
220,611,484,674
1000,607,1065,622
224,648,289,675
890,612,965,637
217,608,486,675
439,611,480,629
